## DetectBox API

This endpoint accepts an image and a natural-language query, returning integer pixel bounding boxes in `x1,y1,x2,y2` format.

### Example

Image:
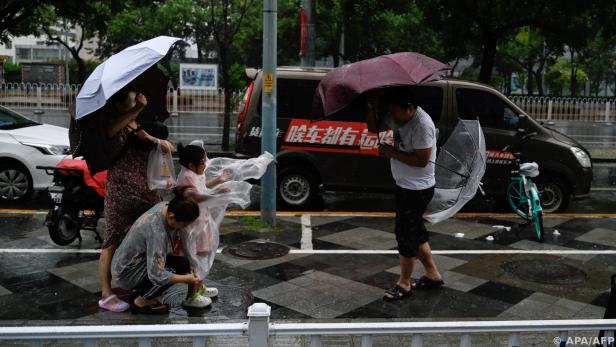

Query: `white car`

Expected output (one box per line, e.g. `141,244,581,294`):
0,106,69,201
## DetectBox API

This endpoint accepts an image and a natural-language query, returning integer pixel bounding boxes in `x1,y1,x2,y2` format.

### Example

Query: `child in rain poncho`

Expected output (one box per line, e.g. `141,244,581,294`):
176,140,273,307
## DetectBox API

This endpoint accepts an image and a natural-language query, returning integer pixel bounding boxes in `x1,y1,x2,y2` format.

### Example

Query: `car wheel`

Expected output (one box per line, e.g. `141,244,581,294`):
277,166,320,210
0,163,33,202
537,175,570,213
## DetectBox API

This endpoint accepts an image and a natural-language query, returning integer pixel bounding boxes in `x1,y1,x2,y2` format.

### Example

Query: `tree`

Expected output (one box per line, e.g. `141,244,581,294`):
0,0,53,44
208,0,258,150
421,0,556,84
13,1,137,84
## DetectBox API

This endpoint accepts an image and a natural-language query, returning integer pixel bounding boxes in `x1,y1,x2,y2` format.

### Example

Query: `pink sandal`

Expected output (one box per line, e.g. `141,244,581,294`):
98,294,130,312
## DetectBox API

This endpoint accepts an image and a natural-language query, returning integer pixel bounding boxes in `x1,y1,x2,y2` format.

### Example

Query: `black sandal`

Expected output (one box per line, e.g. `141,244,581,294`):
413,276,444,290
131,302,169,315
383,285,412,301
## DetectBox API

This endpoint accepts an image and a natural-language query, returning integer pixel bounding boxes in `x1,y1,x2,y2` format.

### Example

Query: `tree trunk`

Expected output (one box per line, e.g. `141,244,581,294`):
72,50,87,85
197,41,203,63
220,47,231,151
535,72,544,96
570,48,577,97
478,35,497,84
526,57,534,95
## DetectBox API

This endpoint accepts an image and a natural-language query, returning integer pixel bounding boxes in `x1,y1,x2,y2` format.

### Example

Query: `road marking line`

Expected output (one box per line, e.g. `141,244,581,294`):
2,248,616,255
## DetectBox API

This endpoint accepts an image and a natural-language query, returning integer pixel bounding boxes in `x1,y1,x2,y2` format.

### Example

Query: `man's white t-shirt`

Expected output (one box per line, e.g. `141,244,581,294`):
390,106,436,190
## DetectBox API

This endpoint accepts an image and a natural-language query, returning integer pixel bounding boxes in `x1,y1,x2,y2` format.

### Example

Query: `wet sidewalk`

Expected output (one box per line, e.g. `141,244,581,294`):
0,212,614,345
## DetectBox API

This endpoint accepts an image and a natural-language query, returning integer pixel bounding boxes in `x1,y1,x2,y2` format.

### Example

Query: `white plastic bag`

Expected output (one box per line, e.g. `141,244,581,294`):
147,143,176,190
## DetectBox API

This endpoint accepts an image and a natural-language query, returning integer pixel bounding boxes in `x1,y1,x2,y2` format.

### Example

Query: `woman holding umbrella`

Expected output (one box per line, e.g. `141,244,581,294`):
72,36,181,312
98,87,176,312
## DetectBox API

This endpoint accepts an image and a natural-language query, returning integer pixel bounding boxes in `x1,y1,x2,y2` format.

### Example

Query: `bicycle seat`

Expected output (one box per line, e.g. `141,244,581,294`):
519,162,539,177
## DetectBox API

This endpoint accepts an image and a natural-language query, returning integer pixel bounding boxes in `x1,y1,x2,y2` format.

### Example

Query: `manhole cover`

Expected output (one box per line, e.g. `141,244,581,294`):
223,241,289,260
502,260,588,285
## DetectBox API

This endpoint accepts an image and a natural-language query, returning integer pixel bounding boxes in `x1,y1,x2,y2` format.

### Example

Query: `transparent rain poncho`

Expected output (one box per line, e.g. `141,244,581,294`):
177,151,274,279
423,119,486,224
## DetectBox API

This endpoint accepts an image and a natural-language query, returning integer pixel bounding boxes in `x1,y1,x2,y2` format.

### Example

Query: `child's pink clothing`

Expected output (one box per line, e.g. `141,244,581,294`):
177,168,219,277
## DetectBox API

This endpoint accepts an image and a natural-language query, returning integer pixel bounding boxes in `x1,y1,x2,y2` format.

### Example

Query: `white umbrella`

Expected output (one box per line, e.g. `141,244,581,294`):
75,36,181,119
423,119,486,224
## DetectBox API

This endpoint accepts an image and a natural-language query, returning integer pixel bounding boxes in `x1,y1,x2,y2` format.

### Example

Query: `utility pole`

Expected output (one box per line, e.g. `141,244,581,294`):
261,0,277,225
299,0,315,66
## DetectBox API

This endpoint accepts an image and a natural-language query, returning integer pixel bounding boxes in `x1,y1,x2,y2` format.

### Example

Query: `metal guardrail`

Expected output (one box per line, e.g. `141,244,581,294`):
2,83,613,122
1,303,615,347
0,83,242,115
510,96,616,122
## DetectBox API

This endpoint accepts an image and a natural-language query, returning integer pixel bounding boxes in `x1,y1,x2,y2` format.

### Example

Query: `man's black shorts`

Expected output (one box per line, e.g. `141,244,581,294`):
394,185,435,258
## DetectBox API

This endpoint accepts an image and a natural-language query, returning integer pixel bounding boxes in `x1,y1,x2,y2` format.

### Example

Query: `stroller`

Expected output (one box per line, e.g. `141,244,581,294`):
37,159,105,246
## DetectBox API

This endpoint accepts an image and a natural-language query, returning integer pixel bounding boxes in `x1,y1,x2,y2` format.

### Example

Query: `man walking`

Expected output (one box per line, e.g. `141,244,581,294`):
366,87,444,301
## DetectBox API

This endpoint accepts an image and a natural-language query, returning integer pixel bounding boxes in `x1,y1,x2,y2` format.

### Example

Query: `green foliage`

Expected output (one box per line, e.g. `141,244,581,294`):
3,63,21,83
545,59,587,96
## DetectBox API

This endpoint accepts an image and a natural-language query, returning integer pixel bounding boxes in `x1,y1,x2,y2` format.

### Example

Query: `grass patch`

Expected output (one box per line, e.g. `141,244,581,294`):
240,216,279,232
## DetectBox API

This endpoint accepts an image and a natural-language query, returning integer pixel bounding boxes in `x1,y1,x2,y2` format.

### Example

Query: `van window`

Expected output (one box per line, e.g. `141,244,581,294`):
410,86,444,123
456,88,520,130
328,85,444,123
258,78,320,120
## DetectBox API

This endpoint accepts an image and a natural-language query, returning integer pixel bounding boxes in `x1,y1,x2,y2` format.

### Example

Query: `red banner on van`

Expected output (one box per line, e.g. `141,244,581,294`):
281,119,393,155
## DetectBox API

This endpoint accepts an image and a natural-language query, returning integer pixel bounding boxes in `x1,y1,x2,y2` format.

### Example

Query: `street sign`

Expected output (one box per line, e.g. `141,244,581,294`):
263,72,273,93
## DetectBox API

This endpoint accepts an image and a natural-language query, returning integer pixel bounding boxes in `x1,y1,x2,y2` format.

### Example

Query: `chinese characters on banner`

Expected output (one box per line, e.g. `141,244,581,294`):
486,150,515,165
281,119,393,155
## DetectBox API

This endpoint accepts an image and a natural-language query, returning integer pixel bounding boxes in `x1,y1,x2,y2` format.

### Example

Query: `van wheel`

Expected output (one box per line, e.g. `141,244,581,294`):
277,167,319,210
537,175,570,213
0,163,33,202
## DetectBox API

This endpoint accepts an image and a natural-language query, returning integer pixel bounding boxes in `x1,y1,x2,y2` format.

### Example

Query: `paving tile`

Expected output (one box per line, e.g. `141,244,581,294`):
509,239,596,262
48,260,100,294
288,238,349,250
343,217,394,233
308,216,353,227
240,253,310,271
577,228,616,248
555,218,616,234
311,221,358,238
429,218,496,239
385,255,467,278
469,281,534,305
441,270,488,292
255,262,310,282
252,281,301,301
0,285,11,296
343,287,512,319
318,227,397,250
576,303,607,319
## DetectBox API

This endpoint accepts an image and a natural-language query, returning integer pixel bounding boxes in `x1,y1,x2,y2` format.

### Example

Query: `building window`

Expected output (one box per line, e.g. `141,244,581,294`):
16,47,31,60
5,40,11,49
33,48,61,61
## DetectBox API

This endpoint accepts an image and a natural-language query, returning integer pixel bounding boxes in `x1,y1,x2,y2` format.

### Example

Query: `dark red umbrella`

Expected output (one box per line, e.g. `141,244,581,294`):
312,52,450,117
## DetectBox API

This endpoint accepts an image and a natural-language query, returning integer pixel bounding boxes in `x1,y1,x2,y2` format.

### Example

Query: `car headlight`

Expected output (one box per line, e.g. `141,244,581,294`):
22,142,70,155
570,147,591,168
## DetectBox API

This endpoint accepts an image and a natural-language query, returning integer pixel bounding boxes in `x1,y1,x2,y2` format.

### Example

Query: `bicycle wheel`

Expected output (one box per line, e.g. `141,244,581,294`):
507,182,531,221
532,210,545,242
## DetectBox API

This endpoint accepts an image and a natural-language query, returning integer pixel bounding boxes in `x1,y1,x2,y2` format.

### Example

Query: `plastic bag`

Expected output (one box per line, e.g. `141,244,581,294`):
205,151,274,182
147,143,176,190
